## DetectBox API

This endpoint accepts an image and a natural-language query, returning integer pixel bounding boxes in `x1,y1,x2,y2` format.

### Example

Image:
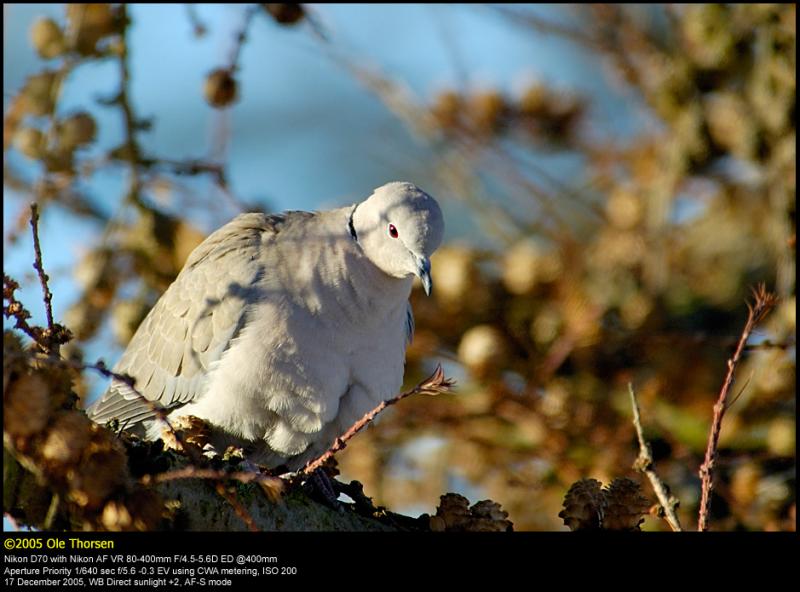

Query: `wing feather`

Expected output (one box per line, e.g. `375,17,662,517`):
87,212,312,428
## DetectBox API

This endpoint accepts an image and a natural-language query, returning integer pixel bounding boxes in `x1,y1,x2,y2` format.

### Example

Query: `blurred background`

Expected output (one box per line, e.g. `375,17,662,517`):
3,4,795,530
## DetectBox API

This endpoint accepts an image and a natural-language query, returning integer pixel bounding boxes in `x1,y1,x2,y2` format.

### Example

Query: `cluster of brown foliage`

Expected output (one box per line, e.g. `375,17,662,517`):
4,5,795,531
337,5,795,531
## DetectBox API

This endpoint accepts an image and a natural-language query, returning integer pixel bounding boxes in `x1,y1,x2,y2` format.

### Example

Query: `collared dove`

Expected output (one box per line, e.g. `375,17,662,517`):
88,182,445,470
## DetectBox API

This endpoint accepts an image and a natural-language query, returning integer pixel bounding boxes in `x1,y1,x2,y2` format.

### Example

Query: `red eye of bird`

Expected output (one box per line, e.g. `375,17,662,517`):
388,223,399,238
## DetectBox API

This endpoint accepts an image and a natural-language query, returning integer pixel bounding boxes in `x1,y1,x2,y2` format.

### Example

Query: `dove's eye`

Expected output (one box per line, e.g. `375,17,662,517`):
388,223,399,238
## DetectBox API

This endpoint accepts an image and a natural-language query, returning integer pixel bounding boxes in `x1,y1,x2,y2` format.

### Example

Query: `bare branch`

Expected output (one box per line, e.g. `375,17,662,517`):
697,284,778,531
303,364,455,475
29,203,55,334
185,4,208,38
143,466,283,492
227,4,260,72
3,274,40,343
628,383,682,531
215,481,260,532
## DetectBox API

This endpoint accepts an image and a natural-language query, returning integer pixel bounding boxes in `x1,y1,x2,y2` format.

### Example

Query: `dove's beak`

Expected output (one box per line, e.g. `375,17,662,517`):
414,255,433,296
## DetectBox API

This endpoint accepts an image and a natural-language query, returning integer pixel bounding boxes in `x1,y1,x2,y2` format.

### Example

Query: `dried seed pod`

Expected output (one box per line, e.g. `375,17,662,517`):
766,417,795,457
520,83,548,115
4,372,51,439
41,411,92,467
434,493,472,530
101,489,163,531
101,499,134,531
603,478,649,531
20,71,59,116
43,149,76,174
12,127,47,160
68,446,128,510
57,112,97,149
429,515,447,532
559,478,605,530
3,330,28,394
704,92,756,159
30,17,67,59
469,500,514,532
731,462,762,507
263,4,305,25
503,240,542,295
430,245,484,310
66,3,118,55
430,90,463,132
606,188,643,230
432,494,513,532
204,68,239,108
467,90,508,136
681,4,735,70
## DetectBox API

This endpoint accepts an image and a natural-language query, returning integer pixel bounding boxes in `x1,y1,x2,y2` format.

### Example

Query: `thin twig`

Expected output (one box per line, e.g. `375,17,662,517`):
486,5,604,50
29,204,54,332
3,274,40,343
628,383,682,531
185,4,208,37
43,493,60,530
3,270,71,354
143,466,282,489
157,157,249,212
697,284,778,531
115,5,145,209
227,4,260,72
303,364,455,475
142,466,283,507
725,371,754,411
215,482,260,532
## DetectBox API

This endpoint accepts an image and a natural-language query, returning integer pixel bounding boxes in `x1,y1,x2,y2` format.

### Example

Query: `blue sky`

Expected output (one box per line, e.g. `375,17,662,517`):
5,3,636,329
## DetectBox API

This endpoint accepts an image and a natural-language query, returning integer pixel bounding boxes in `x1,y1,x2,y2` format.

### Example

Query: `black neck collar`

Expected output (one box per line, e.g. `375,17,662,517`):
348,204,359,243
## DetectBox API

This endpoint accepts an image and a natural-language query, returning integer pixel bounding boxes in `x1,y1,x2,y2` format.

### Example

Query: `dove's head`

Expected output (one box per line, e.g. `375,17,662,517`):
352,182,445,295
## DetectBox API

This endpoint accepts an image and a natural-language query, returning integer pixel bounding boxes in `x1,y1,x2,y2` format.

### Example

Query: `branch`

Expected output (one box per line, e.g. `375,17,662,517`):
214,482,260,532
303,364,455,475
697,284,778,531
3,275,40,344
143,466,283,494
185,4,208,38
628,383,682,531
29,203,55,333
227,5,260,72
3,268,71,355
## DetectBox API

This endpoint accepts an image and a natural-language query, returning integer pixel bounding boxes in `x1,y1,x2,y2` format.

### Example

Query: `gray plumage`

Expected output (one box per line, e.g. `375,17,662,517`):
87,182,444,470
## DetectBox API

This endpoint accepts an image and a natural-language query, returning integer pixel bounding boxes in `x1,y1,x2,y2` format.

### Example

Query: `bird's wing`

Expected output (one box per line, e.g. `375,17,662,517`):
87,211,314,428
